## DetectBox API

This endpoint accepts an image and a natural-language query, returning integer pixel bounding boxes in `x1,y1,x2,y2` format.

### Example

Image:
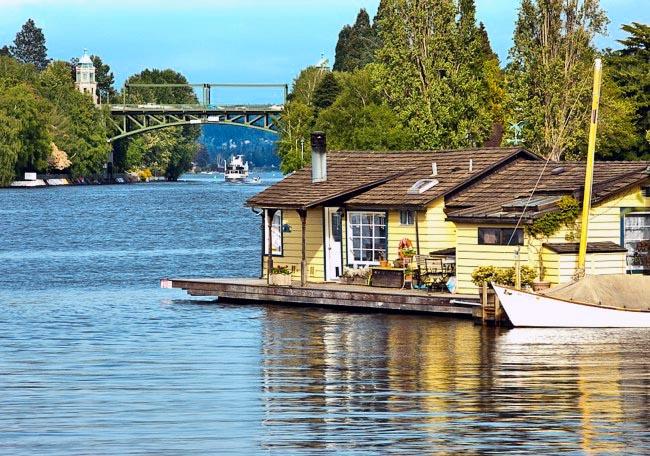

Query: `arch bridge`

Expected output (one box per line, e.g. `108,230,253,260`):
108,83,287,142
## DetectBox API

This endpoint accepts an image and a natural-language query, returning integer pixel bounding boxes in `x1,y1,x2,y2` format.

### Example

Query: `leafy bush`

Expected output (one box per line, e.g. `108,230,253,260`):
471,265,537,287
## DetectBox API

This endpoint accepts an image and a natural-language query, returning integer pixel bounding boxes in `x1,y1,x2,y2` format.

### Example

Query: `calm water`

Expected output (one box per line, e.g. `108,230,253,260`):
1,174,649,455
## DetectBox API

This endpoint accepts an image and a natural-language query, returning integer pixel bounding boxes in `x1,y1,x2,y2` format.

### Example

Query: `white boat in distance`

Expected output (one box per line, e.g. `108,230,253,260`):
493,277,650,328
224,155,249,182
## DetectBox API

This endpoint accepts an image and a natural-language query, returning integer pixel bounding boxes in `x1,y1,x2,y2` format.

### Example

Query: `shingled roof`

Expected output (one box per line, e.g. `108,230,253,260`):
245,147,538,210
445,161,650,224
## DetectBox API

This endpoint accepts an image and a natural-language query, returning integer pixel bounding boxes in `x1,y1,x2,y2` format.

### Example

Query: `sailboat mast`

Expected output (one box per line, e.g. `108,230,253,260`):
577,59,603,272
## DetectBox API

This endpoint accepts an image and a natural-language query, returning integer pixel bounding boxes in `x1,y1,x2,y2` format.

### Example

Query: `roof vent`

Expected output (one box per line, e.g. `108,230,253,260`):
551,167,565,175
431,162,438,176
407,178,439,195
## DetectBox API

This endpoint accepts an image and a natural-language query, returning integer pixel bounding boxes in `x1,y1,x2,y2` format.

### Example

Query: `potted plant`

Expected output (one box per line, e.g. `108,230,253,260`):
269,264,292,286
400,246,416,258
342,267,370,285
404,264,414,282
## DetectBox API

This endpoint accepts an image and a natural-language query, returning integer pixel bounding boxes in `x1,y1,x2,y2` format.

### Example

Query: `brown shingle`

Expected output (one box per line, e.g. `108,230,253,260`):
446,161,650,223
246,147,536,209
543,242,627,254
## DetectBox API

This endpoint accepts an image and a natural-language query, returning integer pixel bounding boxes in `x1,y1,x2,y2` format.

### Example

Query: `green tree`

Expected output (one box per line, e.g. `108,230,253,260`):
504,0,608,160
39,61,111,177
276,101,314,173
315,65,413,150
0,82,51,176
287,66,327,106
119,68,200,179
375,0,494,149
333,9,380,72
193,144,211,169
0,111,20,186
10,19,50,72
91,55,116,104
313,71,341,110
604,22,650,159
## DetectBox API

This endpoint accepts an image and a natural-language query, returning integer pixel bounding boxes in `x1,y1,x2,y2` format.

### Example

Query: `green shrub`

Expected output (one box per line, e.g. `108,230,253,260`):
471,265,537,287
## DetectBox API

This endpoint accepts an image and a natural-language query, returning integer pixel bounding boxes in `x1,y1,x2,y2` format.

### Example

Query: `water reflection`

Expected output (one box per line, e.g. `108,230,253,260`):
259,309,650,454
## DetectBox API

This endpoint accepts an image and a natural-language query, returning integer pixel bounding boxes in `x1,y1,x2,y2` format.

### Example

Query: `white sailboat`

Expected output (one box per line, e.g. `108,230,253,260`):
493,59,650,328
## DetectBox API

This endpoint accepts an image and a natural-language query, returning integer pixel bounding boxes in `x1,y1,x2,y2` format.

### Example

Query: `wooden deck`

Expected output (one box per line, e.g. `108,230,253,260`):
162,278,482,318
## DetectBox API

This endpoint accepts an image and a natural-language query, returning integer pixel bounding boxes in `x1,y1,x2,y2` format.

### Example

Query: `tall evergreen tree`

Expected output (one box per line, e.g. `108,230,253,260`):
605,22,650,159
375,0,494,149
333,9,380,72
10,19,50,72
504,0,608,160
313,72,341,110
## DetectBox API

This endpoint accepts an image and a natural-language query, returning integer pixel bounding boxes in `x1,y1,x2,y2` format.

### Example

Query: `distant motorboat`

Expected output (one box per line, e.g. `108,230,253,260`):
249,176,262,184
224,155,249,182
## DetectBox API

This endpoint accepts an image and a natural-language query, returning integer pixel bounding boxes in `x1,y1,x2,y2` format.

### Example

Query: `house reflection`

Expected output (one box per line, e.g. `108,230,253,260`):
257,308,647,453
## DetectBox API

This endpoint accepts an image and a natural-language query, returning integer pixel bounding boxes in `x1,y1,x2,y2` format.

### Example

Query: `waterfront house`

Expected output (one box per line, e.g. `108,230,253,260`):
245,136,650,295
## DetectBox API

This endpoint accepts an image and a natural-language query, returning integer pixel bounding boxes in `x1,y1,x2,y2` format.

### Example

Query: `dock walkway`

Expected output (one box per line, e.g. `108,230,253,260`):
163,278,481,317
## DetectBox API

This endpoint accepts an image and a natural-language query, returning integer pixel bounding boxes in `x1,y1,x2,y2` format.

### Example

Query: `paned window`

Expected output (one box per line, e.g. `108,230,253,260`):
264,210,283,256
624,212,650,271
348,211,387,265
400,210,414,225
478,227,524,245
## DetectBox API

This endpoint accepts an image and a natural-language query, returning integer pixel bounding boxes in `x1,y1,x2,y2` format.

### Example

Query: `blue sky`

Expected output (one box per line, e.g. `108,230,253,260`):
1,0,647,104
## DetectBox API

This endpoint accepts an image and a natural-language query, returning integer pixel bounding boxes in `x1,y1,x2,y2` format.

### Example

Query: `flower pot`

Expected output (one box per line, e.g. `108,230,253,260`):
269,273,291,286
380,260,389,267
532,281,551,291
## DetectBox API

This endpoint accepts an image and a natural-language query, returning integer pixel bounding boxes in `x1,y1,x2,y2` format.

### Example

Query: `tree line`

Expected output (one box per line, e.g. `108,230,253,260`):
0,19,202,187
277,0,650,173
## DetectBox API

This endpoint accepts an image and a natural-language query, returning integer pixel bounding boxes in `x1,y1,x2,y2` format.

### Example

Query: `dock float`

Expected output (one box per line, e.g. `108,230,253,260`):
161,278,481,317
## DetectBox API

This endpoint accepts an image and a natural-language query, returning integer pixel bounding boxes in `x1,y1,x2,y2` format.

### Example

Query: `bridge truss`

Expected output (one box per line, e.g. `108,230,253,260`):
108,83,287,142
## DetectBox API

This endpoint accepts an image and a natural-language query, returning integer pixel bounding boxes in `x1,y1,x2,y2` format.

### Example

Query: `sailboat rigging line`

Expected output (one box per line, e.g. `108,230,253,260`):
506,155,554,246
506,61,597,247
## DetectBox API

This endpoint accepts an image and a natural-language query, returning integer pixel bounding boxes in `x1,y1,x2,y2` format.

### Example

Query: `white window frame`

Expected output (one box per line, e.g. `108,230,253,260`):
400,210,415,226
347,211,387,266
264,210,283,256
623,211,650,272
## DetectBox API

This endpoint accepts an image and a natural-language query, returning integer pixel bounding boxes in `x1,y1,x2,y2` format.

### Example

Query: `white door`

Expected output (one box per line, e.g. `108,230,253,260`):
325,207,343,281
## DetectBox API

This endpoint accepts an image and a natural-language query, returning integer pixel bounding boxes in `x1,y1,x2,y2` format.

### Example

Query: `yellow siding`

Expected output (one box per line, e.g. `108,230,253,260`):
263,208,325,282
386,200,456,262
454,187,647,294
455,224,532,294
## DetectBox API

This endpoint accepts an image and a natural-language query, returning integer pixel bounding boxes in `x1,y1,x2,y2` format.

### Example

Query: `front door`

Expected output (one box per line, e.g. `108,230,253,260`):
325,207,343,281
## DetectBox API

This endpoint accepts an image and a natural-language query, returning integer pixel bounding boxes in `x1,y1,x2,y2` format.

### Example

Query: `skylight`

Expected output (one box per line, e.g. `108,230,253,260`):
407,178,439,195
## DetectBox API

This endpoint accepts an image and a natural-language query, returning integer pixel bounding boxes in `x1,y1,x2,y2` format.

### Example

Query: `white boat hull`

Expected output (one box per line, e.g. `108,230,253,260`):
492,284,650,328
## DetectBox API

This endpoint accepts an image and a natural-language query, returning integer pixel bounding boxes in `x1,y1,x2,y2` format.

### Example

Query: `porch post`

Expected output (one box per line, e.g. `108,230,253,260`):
266,209,277,284
298,209,307,286
415,210,421,255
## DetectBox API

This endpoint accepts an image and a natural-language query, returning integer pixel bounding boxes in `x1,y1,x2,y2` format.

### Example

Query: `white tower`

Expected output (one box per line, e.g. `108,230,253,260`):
75,49,98,104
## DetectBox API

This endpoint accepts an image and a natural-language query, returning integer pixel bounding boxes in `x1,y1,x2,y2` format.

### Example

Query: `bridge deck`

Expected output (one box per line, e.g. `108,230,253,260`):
162,277,481,317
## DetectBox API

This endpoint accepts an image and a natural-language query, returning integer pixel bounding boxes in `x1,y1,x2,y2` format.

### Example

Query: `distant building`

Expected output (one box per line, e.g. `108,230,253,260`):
75,49,98,104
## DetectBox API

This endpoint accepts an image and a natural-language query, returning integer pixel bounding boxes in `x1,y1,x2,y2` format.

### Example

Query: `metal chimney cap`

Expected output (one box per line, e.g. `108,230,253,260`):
310,131,326,149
